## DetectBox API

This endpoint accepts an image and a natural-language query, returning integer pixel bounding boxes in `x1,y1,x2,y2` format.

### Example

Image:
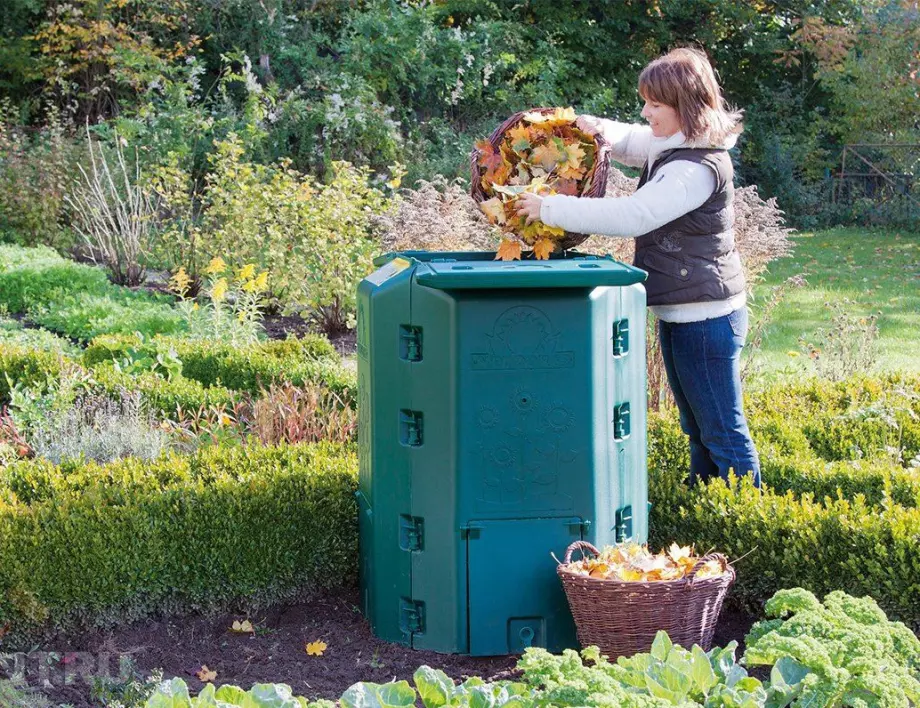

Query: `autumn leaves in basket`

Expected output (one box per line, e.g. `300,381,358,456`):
473,107,601,262
564,543,728,583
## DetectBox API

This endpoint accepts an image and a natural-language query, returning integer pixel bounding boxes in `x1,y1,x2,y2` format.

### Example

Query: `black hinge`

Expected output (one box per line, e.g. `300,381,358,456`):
399,514,424,551
615,505,633,542
399,410,423,446
613,402,631,441
612,319,629,357
399,598,425,635
399,325,423,362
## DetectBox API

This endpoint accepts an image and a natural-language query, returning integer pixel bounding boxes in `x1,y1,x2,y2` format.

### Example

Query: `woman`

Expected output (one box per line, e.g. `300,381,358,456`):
517,47,760,488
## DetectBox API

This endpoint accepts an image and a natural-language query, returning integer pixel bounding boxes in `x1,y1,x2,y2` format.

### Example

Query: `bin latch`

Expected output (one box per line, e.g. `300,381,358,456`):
399,410,424,446
399,514,425,551
612,319,629,357
615,505,633,542
613,403,631,441
399,598,426,635
399,325,423,362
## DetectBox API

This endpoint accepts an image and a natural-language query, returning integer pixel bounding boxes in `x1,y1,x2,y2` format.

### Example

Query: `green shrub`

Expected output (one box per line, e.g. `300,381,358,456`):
0,344,236,418
29,291,184,341
0,261,111,313
648,475,920,627
0,442,358,645
0,317,79,355
0,244,185,341
0,111,81,252
89,363,237,416
0,344,71,404
84,334,355,400
0,243,64,269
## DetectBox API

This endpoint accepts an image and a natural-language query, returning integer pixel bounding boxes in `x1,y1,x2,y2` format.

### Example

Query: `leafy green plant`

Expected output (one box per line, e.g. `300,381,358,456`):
744,588,920,707
0,316,79,356
145,679,334,708
29,291,184,342
91,662,163,708
149,136,398,331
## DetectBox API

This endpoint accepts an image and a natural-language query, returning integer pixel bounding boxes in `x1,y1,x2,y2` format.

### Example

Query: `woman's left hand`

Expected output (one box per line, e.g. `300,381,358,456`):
515,192,543,224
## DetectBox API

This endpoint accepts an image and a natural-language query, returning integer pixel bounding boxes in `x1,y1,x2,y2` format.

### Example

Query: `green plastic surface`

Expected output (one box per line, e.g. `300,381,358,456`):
357,250,648,655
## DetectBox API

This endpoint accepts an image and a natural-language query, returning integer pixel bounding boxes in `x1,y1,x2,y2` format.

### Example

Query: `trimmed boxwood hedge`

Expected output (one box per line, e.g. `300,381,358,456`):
0,442,358,646
83,334,355,400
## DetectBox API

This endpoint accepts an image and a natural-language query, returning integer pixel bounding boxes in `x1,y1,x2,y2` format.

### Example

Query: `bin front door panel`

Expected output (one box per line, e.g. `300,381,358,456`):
467,517,581,656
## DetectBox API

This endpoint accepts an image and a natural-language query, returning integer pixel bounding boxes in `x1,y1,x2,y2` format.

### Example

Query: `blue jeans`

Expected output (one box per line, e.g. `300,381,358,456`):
658,308,761,488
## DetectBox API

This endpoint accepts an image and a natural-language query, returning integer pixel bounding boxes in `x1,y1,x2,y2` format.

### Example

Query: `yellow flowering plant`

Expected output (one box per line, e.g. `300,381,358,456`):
169,258,269,345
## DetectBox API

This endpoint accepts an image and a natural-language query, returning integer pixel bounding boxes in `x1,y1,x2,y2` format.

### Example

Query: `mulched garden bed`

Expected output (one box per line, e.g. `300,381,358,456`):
17,584,757,707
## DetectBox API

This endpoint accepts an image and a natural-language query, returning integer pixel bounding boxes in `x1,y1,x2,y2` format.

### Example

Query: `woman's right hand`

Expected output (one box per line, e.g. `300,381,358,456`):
576,115,603,136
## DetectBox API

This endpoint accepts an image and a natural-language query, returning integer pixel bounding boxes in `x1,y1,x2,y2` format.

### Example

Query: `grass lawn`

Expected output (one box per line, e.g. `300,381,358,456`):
748,226,920,376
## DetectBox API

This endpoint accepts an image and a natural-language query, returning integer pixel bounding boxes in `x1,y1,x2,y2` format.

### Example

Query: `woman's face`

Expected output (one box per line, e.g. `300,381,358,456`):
641,98,682,138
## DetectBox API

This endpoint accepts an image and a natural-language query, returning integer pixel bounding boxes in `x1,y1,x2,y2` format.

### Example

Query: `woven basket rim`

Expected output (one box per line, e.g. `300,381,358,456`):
557,564,735,590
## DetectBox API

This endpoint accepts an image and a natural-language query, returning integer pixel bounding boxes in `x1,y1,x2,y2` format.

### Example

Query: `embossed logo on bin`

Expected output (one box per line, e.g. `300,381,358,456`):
471,306,574,370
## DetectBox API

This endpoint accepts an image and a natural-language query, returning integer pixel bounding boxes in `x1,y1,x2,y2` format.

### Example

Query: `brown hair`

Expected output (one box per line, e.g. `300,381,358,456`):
638,47,743,144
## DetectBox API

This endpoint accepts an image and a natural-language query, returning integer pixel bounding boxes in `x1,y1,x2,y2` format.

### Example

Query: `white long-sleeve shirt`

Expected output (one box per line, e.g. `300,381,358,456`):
539,118,746,323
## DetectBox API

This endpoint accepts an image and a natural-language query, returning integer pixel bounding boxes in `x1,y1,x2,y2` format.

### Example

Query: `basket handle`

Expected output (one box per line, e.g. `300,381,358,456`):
563,540,601,565
686,553,730,583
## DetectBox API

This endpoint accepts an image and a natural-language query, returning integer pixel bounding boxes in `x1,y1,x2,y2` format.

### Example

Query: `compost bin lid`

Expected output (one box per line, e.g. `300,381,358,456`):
375,251,647,290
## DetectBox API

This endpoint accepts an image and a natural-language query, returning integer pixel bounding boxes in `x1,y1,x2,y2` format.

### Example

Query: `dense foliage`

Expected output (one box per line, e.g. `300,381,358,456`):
1,0,916,248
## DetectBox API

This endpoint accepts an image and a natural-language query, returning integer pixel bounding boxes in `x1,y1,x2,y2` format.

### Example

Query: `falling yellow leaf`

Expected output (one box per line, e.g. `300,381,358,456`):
532,238,555,260
306,640,328,656
495,239,523,261
231,619,255,634
196,665,217,682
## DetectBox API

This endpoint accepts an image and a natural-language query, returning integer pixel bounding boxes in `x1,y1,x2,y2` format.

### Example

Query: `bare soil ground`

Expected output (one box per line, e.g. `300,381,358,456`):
19,585,757,707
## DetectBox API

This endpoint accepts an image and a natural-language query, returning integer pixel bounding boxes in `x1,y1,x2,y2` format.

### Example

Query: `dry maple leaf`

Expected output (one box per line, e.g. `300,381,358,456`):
305,640,328,656
196,665,217,682
479,197,506,225
530,142,565,172
495,239,523,261
508,124,532,153
532,238,555,260
231,619,255,634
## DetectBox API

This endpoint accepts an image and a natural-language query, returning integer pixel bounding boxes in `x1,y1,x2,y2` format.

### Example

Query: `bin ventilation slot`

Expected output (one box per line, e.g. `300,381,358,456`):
399,598,425,635
612,319,629,357
399,410,423,446
399,325,423,362
613,403,631,441
399,514,424,551
615,505,633,542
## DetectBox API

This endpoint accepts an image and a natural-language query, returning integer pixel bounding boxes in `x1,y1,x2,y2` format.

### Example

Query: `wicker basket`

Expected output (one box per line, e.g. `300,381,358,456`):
469,107,611,252
557,541,735,659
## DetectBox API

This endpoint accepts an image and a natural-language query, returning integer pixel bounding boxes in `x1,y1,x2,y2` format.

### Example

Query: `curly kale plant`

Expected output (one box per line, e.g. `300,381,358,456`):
745,588,920,707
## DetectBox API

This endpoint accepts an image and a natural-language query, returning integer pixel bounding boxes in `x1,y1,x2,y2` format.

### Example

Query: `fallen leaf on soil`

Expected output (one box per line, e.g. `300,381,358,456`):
196,665,217,682
231,619,255,634
306,640,328,656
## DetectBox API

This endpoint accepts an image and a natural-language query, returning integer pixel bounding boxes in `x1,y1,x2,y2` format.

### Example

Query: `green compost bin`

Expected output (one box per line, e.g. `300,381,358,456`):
357,251,649,656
